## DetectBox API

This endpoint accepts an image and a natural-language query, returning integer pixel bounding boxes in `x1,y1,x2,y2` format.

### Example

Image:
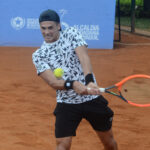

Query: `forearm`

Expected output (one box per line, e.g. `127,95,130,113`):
80,52,93,76
40,70,85,91
75,46,96,86
39,70,65,90
47,79,65,90
80,55,95,85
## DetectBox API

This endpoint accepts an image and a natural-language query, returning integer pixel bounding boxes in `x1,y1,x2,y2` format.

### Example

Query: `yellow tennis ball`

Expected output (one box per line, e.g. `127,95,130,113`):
54,68,64,78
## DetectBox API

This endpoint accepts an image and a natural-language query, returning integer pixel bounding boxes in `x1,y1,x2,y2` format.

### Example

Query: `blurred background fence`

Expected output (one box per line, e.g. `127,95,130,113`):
115,0,150,41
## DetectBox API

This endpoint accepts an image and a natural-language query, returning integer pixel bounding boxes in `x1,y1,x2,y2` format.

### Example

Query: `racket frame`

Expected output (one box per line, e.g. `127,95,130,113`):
99,74,150,107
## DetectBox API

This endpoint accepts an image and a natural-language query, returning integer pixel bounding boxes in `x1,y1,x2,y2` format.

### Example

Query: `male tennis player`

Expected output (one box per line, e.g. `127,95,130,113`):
32,9,118,150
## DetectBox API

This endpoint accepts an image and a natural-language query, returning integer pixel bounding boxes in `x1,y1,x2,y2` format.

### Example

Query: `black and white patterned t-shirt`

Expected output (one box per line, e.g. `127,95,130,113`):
32,27,98,104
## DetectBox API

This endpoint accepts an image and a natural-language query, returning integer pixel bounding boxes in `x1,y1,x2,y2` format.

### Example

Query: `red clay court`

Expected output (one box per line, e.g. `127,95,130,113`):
0,31,150,150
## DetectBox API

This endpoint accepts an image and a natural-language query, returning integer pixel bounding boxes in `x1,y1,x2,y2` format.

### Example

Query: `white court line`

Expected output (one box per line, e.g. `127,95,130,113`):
114,42,150,46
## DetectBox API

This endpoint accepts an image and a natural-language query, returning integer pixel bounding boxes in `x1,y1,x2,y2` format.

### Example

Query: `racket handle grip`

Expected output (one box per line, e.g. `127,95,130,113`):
99,88,105,93
87,87,105,93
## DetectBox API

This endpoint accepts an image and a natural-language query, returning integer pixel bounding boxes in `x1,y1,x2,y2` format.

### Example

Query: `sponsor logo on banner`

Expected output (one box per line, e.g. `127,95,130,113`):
11,17,39,30
11,17,25,30
59,9,69,29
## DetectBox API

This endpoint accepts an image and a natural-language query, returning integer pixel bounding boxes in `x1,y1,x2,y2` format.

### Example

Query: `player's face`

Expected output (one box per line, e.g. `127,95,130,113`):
40,21,61,43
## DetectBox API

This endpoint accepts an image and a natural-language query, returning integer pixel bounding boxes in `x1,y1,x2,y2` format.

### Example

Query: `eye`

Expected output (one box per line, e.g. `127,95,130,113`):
48,26,53,30
41,27,46,30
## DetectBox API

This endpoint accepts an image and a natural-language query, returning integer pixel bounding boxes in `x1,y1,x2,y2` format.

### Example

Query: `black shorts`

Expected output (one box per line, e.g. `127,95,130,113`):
53,96,114,138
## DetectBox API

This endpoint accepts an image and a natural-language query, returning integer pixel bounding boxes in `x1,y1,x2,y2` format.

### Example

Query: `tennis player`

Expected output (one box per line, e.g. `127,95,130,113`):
32,9,118,150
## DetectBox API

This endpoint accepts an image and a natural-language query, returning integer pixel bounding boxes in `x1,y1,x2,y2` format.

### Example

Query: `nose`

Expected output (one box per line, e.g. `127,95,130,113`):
44,29,50,35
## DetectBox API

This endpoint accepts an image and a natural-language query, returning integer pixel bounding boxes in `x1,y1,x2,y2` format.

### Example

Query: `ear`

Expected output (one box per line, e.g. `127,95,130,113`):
57,23,61,31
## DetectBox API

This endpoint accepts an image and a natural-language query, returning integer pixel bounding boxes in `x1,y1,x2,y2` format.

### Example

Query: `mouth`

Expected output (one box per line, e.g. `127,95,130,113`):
44,35,54,43
45,36,51,39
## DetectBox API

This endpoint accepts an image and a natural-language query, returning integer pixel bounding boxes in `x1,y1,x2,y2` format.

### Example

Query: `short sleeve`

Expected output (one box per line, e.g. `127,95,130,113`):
70,28,88,49
32,51,51,75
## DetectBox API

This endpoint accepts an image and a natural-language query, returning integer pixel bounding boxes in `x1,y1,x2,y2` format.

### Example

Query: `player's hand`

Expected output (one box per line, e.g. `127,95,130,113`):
86,82,101,95
73,81,100,95
73,81,88,95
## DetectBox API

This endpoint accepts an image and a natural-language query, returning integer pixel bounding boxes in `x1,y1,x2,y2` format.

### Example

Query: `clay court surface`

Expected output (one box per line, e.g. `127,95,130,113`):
0,31,150,150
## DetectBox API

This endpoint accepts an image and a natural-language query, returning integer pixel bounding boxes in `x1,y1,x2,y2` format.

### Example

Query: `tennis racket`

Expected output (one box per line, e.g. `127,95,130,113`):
99,74,150,107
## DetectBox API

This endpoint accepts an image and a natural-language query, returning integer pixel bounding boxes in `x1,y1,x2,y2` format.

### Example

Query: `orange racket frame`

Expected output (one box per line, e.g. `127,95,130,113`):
99,74,150,107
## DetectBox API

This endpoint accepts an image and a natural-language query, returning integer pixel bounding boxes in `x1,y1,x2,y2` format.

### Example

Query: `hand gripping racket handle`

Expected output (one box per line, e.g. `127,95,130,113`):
87,87,105,92
99,88,105,93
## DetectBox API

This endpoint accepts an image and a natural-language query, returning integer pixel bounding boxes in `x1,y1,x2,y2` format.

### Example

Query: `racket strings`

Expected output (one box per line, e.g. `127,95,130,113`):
121,78,150,104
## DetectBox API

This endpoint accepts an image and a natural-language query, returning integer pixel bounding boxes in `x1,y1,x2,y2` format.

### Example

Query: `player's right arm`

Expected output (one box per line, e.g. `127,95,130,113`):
39,69,65,90
39,69,88,94
39,70,98,95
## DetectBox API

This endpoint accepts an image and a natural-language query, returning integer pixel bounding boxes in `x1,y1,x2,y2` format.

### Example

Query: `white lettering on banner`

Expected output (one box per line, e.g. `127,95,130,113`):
74,25,99,40
26,18,40,29
10,16,99,40
74,25,99,31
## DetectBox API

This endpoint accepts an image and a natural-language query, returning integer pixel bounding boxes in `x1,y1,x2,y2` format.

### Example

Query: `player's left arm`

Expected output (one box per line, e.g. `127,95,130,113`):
75,45,100,93
75,45,92,76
